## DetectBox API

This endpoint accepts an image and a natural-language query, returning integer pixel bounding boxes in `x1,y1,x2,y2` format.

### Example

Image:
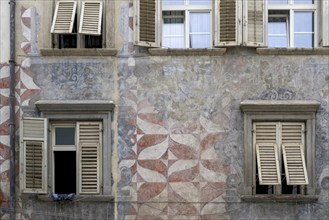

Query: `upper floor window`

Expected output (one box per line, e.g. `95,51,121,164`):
51,1,103,49
268,0,317,48
162,0,212,48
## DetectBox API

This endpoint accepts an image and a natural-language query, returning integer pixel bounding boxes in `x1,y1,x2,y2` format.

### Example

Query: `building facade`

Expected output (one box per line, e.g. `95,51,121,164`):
0,0,329,219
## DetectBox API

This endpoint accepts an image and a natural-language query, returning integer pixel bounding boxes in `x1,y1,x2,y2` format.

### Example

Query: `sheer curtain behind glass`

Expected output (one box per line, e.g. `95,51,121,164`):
189,12,211,48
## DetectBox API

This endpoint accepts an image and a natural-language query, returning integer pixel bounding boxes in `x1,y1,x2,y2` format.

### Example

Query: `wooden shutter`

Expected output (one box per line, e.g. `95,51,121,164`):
77,122,102,194
322,0,329,46
215,0,241,46
20,118,47,193
134,0,161,47
282,144,308,185
243,0,267,47
254,122,277,144
256,143,281,185
281,122,304,145
79,1,103,35
51,1,77,34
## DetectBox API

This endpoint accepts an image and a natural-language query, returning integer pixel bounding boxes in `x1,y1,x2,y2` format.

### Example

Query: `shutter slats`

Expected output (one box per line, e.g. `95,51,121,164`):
282,144,308,185
21,118,47,193
244,0,266,47
51,1,77,34
256,143,281,185
218,0,238,45
78,122,102,194
79,1,103,35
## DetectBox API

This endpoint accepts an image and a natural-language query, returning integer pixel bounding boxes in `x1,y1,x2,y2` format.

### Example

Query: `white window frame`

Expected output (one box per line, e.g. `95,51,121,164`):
51,0,106,49
268,14,289,47
268,0,318,48
322,0,329,46
240,100,320,201
162,0,212,49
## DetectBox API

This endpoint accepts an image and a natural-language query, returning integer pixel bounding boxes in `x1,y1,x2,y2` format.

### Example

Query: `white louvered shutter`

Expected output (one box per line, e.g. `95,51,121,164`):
79,1,103,35
322,0,329,46
77,122,102,194
256,143,281,185
134,0,161,47
282,144,308,185
254,122,281,185
243,0,267,47
215,0,241,46
281,122,308,185
20,118,48,193
51,1,77,34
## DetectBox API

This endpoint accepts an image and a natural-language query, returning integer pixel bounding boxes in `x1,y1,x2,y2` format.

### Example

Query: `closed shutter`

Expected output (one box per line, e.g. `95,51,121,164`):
51,1,77,34
256,143,281,185
323,0,329,46
20,118,47,193
77,122,102,194
282,143,308,185
79,1,103,35
215,0,241,46
281,122,304,145
243,0,267,47
134,0,161,47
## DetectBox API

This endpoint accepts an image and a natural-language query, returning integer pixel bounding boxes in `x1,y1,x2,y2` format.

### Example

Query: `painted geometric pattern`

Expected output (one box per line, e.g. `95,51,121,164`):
0,7,40,219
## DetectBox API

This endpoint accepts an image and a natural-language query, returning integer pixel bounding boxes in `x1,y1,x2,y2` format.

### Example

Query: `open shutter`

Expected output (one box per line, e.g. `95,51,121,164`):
243,0,267,47
256,143,281,185
134,0,161,47
20,118,47,193
51,1,77,34
215,0,241,46
79,1,103,35
322,0,329,46
282,144,308,185
77,122,102,194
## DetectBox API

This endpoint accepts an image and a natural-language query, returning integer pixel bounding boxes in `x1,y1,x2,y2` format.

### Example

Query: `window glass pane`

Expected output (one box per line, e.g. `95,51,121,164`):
294,12,313,32
55,127,75,145
294,0,313,4
268,17,288,48
189,0,211,5
54,151,76,194
268,0,288,4
294,12,313,47
189,12,211,48
163,11,185,48
163,0,184,6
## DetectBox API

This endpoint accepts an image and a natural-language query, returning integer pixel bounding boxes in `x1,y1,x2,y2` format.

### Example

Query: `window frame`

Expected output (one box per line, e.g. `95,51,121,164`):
267,0,318,48
20,100,115,196
162,0,213,49
322,0,329,46
51,0,107,49
240,100,319,200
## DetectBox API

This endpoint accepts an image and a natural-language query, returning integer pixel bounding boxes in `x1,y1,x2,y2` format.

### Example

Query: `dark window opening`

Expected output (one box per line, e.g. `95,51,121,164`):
85,35,103,48
58,14,77,49
54,151,76,194
256,160,274,194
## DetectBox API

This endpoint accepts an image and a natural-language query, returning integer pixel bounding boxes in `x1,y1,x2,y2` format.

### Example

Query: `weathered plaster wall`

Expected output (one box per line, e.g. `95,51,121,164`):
0,1,329,220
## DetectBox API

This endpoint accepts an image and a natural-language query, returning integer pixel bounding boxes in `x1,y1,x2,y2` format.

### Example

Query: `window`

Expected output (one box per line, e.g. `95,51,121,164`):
51,1,103,49
240,100,320,200
20,100,114,196
323,0,329,46
254,122,308,195
162,0,212,48
268,0,317,48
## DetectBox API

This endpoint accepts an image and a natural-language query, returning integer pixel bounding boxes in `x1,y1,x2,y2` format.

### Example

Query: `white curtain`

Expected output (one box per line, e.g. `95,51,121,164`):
189,12,210,48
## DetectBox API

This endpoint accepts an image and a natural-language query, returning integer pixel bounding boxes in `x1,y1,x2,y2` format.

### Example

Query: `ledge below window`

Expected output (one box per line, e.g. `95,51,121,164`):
256,48,329,55
241,195,319,203
148,48,227,56
38,195,114,202
40,48,118,56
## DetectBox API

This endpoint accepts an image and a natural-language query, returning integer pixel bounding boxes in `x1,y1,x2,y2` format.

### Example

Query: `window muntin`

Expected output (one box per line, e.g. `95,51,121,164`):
268,0,317,48
253,122,308,195
162,0,211,48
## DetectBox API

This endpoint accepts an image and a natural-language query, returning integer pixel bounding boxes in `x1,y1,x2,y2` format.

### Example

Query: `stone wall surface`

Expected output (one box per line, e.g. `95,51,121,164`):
0,1,328,220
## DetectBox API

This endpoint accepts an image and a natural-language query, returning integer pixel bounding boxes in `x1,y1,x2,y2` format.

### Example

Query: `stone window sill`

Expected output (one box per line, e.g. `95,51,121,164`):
38,195,114,202
148,48,227,56
256,48,329,55
241,195,319,203
40,48,118,56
